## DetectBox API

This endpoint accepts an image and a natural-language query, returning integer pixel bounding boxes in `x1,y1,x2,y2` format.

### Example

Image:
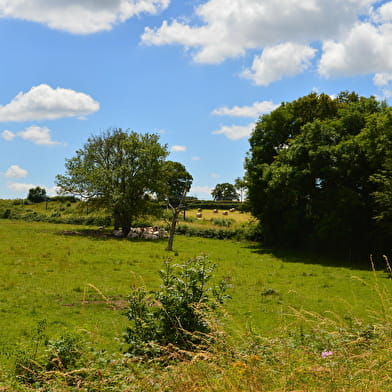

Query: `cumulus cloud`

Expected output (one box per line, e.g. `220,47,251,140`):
142,0,372,64
1,130,16,140
212,101,278,118
8,182,38,193
212,123,254,140
318,23,392,77
242,43,317,85
18,125,62,146
0,84,99,122
142,0,392,85
5,165,28,178
171,145,187,152
0,0,170,34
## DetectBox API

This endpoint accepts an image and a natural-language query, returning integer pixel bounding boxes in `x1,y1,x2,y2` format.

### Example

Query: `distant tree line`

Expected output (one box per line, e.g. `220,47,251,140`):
245,91,392,257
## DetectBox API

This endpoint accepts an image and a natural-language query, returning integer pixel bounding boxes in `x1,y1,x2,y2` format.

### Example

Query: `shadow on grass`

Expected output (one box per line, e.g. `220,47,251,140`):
244,242,383,271
57,229,167,244
57,229,117,241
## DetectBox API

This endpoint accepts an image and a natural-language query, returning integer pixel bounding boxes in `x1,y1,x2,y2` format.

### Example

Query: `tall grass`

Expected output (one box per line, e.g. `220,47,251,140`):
3,281,392,391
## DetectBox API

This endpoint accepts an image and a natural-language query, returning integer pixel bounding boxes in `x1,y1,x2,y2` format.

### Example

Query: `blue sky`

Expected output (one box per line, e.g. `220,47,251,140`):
1,0,392,199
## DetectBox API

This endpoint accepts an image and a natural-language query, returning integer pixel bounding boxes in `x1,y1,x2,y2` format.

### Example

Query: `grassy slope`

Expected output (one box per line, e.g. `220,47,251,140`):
0,219,390,351
1,219,392,391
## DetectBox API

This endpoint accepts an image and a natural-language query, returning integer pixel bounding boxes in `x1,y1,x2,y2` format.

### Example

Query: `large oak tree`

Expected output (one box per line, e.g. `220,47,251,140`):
56,129,168,236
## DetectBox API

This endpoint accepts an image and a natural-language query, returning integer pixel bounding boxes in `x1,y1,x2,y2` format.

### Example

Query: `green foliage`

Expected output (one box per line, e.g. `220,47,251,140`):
176,221,262,241
27,186,47,203
245,91,392,255
187,200,240,210
124,256,230,359
210,217,234,227
161,161,193,209
56,128,168,236
0,206,112,226
14,321,86,386
211,182,239,201
160,161,193,250
50,195,78,203
45,333,84,371
2,208,11,219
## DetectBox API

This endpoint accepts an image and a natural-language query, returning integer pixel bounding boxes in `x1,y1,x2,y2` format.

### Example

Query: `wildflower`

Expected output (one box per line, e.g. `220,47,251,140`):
321,350,333,358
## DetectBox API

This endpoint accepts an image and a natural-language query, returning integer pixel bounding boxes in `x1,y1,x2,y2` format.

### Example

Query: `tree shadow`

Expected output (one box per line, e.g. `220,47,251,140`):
57,229,114,241
244,242,385,272
57,228,167,244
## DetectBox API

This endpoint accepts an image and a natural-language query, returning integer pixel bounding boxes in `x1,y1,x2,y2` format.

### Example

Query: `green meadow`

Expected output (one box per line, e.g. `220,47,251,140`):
0,217,391,390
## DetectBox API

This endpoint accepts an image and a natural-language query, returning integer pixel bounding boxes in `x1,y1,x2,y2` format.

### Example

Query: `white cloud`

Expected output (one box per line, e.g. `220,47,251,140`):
142,0,372,64
372,2,392,23
210,173,220,178
0,0,170,34
18,125,62,146
142,0,392,85
0,84,99,122
171,145,187,152
190,185,212,197
373,72,392,86
319,22,392,77
212,101,278,118
192,156,200,161
212,123,254,140
8,182,38,193
47,186,61,196
1,130,16,140
242,43,317,86
5,165,28,178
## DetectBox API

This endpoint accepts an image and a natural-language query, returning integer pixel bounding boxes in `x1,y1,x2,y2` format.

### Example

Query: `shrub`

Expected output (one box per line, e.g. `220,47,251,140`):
45,333,84,371
14,321,86,385
124,255,230,360
2,208,11,219
175,221,262,241
210,218,234,227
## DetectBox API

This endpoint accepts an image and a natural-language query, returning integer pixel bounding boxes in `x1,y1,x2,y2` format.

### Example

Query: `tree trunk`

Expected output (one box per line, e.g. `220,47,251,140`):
166,209,179,251
114,213,121,231
116,212,131,237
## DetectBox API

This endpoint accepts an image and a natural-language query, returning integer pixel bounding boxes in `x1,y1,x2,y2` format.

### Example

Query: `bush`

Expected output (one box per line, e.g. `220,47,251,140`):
210,218,234,227
14,321,86,386
2,208,11,219
175,221,262,241
50,195,78,203
124,255,230,360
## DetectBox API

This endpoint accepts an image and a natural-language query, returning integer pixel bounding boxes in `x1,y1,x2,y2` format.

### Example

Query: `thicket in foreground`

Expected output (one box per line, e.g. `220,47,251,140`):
124,255,230,360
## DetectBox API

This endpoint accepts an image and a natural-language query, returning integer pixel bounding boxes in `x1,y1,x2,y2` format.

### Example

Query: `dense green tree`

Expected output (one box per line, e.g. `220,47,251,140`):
27,186,47,203
234,177,247,202
245,92,391,256
56,129,168,236
160,161,193,251
211,182,239,201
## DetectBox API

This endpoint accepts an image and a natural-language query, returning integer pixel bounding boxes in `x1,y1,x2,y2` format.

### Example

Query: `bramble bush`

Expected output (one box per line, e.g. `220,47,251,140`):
124,255,230,360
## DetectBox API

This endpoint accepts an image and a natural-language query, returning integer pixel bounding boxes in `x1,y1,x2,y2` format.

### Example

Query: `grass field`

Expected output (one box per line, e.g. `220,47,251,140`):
0,219,391,390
